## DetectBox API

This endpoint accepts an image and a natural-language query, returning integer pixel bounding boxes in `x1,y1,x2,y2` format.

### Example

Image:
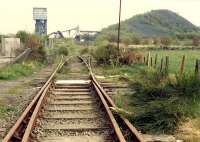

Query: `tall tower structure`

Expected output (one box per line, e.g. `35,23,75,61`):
33,8,47,35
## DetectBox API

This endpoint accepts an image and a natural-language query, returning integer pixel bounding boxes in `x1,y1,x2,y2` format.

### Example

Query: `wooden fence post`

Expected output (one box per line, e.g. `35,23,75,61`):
154,54,158,68
180,55,185,77
146,54,148,65
195,59,200,78
160,58,163,72
165,56,169,74
147,52,151,67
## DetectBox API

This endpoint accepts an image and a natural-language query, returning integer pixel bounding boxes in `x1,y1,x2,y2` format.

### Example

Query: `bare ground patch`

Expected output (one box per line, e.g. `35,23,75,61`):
0,64,55,140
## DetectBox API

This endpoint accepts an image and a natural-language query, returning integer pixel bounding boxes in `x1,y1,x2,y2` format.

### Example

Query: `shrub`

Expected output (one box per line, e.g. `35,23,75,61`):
93,43,143,65
129,69,200,134
93,43,118,65
25,35,46,62
57,46,69,56
132,36,141,45
153,38,160,45
119,50,143,65
142,39,151,45
95,31,118,44
192,38,200,47
16,31,29,43
80,48,89,55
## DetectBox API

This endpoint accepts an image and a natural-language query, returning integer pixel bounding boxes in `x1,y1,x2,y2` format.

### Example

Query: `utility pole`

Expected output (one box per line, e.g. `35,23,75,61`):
117,0,122,51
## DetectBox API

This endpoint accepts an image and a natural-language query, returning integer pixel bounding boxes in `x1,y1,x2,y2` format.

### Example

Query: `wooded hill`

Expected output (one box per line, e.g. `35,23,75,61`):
100,9,200,38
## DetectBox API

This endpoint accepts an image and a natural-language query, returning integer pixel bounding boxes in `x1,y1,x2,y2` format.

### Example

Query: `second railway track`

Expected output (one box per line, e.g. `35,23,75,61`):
3,56,144,142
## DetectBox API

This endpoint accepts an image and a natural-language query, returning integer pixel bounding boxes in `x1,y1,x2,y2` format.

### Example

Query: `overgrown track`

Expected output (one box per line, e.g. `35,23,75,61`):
2,56,144,142
79,56,145,142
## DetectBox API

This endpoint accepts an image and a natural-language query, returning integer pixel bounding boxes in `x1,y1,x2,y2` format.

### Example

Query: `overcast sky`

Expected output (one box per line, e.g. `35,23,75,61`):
0,0,199,34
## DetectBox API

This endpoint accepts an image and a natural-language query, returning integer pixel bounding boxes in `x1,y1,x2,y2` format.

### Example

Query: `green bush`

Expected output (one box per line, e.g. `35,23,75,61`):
16,31,29,43
80,48,89,55
16,32,47,62
93,43,143,65
57,46,69,56
92,43,118,65
129,69,200,134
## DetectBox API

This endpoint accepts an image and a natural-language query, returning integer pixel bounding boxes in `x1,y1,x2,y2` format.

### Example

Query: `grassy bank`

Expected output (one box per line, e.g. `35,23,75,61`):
0,61,44,80
107,66,200,141
93,49,200,141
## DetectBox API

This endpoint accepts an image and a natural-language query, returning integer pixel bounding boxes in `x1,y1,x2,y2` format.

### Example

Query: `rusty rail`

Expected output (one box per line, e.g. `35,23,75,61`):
2,57,65,142
93,82,126,142
79,56,145,142
3,55,144,142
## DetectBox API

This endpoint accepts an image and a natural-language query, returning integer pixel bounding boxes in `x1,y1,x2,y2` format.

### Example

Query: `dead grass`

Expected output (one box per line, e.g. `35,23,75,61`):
176,118,200,142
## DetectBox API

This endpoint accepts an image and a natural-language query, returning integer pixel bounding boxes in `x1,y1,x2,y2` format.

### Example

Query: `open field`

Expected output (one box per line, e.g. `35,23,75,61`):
93,49,200,78
140,50,200,74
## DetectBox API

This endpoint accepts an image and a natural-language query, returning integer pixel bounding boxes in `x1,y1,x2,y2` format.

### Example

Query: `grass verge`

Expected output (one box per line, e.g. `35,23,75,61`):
112,69,200,139
0,61,44,80
95,60,200,141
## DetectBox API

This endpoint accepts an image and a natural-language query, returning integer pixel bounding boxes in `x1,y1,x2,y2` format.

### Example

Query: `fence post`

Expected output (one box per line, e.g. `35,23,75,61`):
150,57,153,67
160,58,163,72
165,56,169,74
154,54,158,68
144,56,146,64
146,54,148,65
195,59,200,78
147,52,151,67
180,55,185,77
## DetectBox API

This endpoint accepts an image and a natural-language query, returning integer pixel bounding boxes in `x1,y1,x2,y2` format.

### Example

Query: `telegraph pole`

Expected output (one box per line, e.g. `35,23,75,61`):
117,0,122,51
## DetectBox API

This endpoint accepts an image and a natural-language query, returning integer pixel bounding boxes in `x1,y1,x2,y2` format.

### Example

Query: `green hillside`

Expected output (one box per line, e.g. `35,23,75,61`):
101,9,200,38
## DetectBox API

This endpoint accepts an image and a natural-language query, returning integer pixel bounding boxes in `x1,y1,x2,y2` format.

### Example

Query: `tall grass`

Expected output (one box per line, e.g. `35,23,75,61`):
129,69,200,134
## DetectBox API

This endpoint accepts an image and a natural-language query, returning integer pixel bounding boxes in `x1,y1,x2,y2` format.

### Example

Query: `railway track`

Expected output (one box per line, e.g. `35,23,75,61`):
2,56,144,142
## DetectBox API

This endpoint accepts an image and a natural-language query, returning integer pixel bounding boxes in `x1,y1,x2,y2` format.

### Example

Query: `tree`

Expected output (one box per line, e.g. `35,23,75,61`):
153,38,160,45
122,36,132,46
16,31,29,43
132,36,141,45
142,39,152,45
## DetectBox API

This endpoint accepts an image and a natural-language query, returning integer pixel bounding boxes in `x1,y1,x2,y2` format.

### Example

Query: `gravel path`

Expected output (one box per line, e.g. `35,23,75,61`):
32,58,114,142
0,64,56,140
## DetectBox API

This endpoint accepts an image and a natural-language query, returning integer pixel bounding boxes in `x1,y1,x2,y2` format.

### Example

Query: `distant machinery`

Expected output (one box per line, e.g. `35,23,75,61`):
48,26,100,42
33,8,47,35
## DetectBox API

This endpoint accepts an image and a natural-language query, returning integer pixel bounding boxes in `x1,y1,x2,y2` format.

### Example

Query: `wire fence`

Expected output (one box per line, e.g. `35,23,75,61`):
143,52,200,78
